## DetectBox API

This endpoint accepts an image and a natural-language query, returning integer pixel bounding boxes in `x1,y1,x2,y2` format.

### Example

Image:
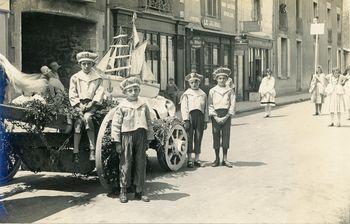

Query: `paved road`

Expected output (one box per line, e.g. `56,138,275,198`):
1,101,350,223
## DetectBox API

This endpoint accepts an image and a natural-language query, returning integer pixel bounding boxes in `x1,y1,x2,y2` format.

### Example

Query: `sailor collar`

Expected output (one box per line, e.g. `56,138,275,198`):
212,85,231,95
183,88,206,96
75,70,101,82
118,98,146,109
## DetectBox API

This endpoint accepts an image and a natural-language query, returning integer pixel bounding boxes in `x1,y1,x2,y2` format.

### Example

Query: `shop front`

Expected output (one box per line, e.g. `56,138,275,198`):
112,8,187,91
234,35,273,101
185,27,234,93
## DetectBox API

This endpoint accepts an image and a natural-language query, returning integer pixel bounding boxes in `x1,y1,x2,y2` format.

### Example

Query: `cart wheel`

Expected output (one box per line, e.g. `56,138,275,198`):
157,124,188,171
0,135,21,184
96,108,119,192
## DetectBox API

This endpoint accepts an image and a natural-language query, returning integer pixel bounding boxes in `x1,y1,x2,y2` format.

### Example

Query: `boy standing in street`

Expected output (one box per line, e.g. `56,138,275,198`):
180,72,208,168
208,67,235,168
111,76,154,203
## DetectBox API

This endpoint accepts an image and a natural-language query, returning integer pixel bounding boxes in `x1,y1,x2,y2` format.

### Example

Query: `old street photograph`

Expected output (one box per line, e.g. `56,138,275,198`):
1,0,350,223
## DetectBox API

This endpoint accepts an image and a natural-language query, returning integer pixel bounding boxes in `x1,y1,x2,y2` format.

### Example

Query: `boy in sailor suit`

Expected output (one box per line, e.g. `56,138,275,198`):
180,72,208,168
208,67,236,168
111,76,154,203
69,51,104,162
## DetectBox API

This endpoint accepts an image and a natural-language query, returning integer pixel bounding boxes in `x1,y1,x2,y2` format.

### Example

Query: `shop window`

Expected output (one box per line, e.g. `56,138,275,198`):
223,45,230,66
206,0,220,18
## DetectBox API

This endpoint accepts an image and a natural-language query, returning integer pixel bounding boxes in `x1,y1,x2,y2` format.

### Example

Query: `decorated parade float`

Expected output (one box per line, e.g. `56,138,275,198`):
0,14,188,192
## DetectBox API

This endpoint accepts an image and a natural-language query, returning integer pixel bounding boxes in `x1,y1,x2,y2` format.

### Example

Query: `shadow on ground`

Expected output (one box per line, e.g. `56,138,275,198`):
0,156,188,222
233,161,267,167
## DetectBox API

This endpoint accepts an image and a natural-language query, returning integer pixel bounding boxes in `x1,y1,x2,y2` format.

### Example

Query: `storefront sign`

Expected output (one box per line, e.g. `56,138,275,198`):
235,43,248,51
190,36,204,48
248,39,273,49
201,17,222,30
241,21,261,33
234,50,245,56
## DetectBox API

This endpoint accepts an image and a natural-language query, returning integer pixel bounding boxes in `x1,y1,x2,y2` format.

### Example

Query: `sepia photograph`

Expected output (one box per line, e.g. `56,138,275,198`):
0,0,350,223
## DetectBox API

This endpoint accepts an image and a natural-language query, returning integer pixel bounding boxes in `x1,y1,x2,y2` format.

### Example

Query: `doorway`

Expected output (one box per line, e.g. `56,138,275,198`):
21,12,96,87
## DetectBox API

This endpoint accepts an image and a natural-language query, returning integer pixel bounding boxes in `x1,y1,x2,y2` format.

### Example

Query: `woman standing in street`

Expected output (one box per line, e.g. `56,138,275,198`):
324,67,346,127
309,65,326,115
342,65,350,119
258,69,276,118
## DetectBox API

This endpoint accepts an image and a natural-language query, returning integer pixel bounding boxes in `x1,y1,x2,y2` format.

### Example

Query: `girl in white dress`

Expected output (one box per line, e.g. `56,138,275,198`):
258,69,276,118
342,65,350,119
309,65,326,115
324,68,347,127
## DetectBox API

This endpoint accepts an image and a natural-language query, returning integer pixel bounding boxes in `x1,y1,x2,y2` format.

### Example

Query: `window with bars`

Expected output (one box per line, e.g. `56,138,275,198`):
144,0,172,12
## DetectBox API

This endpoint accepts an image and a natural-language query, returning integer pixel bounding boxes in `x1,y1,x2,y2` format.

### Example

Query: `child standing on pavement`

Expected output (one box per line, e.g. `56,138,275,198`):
258,68,276,118
180,72,208,168
111,76,154,203
208,67,235,168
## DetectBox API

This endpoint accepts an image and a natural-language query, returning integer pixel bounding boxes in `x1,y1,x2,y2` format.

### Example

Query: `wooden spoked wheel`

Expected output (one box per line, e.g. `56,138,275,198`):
95,108,119,192
0,134,21,184
157,124,188,171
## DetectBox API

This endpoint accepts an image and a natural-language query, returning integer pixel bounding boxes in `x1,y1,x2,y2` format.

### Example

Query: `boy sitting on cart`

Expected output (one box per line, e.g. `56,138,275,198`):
69,51,104,163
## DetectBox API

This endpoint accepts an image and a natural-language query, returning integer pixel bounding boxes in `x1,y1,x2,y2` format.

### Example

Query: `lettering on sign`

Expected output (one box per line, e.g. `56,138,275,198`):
190,36,204,49
248,39,273,49
201,17,222,30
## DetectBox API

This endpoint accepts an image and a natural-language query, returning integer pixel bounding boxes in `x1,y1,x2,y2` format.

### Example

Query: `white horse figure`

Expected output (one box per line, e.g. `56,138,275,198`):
0,53,49,103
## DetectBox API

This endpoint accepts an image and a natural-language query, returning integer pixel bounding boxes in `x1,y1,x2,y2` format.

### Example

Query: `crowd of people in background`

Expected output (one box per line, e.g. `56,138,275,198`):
309,65,350,127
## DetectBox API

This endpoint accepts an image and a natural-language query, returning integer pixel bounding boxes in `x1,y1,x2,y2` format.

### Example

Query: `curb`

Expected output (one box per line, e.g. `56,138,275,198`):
236,96,310,114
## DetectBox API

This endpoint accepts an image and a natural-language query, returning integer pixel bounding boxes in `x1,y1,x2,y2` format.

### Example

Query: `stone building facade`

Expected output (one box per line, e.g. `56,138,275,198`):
0,0,10,57
107,0,187,91
8,0,106,87
273,0,346,94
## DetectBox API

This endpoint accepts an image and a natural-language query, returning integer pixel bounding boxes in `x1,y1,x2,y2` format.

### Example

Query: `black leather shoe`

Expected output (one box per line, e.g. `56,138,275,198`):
187,161,194,168
211,160,220,167
119,192,128,203
135,192,150,202
194,161,201,167
222,160,233,168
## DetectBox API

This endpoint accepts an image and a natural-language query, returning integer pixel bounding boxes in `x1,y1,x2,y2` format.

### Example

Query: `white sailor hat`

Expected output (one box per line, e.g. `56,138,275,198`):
185,72,203,82
212,67,231,80
120,76,141,92
76,51,98,63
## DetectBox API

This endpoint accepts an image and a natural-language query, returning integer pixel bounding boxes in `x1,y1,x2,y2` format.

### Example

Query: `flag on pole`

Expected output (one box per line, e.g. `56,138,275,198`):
132,13,140,48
